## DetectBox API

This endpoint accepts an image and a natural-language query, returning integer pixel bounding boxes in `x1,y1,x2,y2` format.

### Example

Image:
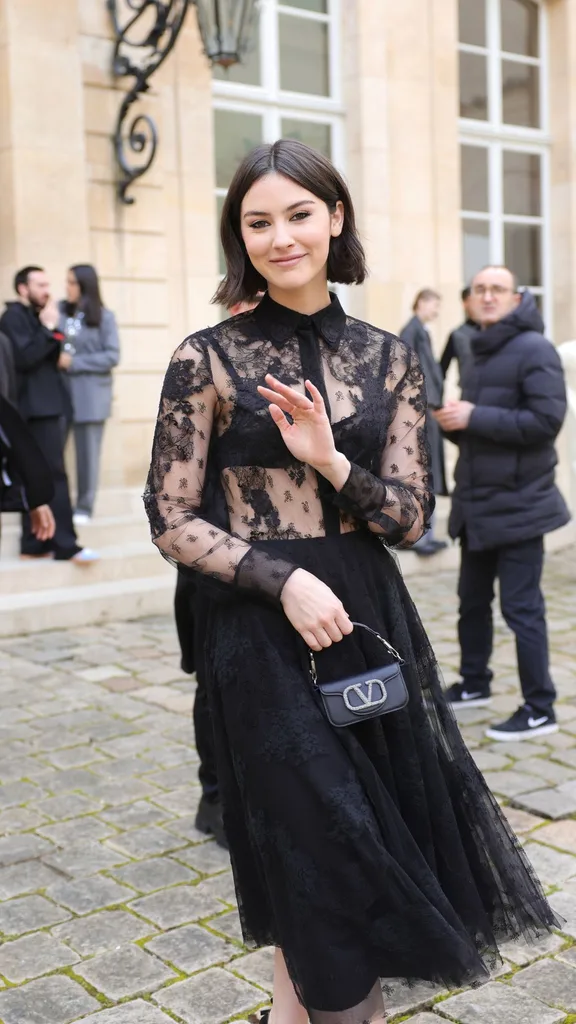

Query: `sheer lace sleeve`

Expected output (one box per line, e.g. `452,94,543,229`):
143,335,299,601
332,342,434,546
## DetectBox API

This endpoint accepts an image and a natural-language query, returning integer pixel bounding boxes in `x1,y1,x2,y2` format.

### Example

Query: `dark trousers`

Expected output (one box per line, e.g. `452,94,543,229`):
174,572,219,802
21,417,80,559
458,536,556,716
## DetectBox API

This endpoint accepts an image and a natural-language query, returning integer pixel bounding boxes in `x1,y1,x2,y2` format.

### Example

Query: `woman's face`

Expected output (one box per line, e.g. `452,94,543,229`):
240,172,343,294
66,271,81,306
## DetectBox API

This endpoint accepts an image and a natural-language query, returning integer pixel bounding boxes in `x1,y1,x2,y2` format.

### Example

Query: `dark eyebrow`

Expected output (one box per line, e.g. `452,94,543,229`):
243,199,316,220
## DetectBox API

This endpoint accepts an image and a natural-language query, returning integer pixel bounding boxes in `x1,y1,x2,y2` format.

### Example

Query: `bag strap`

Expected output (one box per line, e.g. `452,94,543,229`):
308,621,404,686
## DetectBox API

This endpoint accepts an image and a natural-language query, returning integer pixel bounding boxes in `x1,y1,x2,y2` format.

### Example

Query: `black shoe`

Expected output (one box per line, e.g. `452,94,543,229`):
195,796,229,850
485,704,558,742
445,681,492,709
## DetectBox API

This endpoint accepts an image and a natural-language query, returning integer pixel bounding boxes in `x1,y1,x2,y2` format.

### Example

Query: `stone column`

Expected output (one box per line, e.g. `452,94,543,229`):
343,0,463,350
0,0,89,295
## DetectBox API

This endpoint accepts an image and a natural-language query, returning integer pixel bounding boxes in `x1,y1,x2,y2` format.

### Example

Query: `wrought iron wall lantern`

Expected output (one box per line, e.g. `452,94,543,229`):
108,0,257,204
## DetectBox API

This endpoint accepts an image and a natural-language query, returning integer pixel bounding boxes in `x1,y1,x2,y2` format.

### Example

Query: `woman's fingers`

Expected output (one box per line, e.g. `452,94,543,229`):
263,375,313,409
302,630,322,652
268,404,290,431
335,609,354,636
305,380,326,413
257,386,299,414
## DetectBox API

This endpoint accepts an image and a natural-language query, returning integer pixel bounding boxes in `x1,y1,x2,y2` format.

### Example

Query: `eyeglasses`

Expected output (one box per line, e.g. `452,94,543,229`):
472,285,514,297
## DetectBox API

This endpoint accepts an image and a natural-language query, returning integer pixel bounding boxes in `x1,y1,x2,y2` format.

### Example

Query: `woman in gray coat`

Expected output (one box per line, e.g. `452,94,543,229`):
59,264,120,522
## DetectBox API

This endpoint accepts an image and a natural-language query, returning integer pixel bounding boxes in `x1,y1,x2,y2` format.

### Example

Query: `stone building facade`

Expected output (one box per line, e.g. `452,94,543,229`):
0,0,574,505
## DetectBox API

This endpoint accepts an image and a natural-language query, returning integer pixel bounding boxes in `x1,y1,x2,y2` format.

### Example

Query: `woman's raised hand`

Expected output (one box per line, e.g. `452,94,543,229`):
257,375,339,471
281,568,353,651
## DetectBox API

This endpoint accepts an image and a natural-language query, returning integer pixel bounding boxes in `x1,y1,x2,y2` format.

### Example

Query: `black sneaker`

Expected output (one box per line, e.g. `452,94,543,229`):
485,704,558,742
445,681,492,709
195,796,229,850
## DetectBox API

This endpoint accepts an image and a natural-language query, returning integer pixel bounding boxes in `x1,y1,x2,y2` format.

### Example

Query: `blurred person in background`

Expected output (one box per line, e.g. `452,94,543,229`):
0,266,97,562
0,392,55,546
400,288,448,555
435,266,570,740
440,285,479,393
58,264,120,524
175,294,264,850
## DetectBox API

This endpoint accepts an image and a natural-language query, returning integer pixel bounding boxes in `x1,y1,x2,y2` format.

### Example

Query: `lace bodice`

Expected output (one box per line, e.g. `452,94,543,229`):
144,293,433,601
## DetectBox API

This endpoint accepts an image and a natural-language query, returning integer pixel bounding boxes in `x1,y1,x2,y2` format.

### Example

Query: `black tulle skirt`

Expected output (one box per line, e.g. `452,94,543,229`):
202,531,557,1023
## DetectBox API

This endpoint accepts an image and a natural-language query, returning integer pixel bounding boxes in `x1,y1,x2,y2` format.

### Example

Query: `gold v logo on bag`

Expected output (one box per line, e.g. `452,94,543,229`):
343,678,388,712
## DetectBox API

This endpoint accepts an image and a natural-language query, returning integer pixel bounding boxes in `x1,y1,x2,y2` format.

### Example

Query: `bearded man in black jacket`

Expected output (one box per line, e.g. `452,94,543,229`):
435,265,570,741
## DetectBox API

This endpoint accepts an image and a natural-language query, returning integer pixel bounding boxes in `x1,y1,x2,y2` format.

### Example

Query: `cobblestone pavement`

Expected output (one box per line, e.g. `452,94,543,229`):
1,548,576,1024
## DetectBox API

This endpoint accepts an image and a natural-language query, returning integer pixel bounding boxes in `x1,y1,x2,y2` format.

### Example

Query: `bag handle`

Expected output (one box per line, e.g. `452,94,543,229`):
308,621,404,686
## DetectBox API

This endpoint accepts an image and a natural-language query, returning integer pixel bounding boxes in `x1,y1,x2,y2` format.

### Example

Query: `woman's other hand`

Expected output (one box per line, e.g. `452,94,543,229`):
280,568,353,651
30,505,56,542
257,376,350,487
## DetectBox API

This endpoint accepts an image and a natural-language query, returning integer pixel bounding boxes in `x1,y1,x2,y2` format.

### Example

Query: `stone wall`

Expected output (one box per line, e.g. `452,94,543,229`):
0,0,574,509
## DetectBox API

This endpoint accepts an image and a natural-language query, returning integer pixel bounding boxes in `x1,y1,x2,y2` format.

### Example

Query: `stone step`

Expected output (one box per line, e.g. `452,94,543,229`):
1,513,150,559
0,542,171,594
0,573,175,637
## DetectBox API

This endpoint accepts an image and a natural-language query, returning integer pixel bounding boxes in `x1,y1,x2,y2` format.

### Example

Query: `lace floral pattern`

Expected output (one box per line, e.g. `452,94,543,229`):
144,293,434,599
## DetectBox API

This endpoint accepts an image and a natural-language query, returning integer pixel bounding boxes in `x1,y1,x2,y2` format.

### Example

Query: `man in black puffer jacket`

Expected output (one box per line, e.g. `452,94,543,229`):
435,265,570,741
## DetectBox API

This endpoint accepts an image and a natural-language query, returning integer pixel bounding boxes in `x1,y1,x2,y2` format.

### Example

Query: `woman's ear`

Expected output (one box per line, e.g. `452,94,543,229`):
330,200,344,238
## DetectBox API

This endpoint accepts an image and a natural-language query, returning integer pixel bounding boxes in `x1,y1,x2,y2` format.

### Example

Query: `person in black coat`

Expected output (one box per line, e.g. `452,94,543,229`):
0,394,56,544
400,288,448,555
440,285,479,392
435,266,570,741
0,266,96,562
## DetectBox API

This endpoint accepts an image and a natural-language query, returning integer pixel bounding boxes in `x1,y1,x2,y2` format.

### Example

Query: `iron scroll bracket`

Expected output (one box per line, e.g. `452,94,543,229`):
107,0,191,204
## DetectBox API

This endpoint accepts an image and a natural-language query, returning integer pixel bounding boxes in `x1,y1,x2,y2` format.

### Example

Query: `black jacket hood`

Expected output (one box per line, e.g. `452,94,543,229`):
473,290,544,357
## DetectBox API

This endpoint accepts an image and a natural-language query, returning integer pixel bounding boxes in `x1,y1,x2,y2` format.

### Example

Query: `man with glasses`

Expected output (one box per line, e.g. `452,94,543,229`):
434,265,570,740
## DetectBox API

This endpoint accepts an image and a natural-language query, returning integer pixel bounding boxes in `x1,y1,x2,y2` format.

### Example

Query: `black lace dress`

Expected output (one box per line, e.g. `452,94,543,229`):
144,293,556,1023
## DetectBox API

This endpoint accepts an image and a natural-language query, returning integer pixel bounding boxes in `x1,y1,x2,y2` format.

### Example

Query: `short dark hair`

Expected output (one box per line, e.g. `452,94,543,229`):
14,266,44,296
461,286,471,301
412,288,441,312
67,264,104,328
213,139,367,307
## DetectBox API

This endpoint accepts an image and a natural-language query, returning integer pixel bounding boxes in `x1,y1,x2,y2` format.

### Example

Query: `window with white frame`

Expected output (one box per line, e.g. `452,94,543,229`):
212,0,343,275
458,0,549,317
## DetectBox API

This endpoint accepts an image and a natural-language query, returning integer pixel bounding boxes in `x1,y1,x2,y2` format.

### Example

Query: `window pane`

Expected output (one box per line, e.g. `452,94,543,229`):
281,119,332,158
280,14,329,95
502,60,540,127
501,0,539,58
504,223,542,286
213,21,260,85
214,110,263,189
461,145,489,212
459,0,486,47
216,195,226,276
459,52,488,120
503,151,541,216
462,218,490,282
281,0,327,11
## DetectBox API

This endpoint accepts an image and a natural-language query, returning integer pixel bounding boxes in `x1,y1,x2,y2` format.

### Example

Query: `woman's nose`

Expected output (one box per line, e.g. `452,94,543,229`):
271,224,294,249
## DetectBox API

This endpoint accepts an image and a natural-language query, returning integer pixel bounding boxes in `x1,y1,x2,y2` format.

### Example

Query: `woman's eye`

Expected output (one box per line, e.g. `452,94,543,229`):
249,220,269,230
291,211,311,221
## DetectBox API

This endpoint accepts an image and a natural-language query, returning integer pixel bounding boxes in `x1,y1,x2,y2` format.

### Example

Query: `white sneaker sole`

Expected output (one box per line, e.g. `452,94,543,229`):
449,696,493,709
485,723,559,742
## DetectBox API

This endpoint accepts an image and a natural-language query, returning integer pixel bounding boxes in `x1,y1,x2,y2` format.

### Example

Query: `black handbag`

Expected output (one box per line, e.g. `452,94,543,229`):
309,622,409,728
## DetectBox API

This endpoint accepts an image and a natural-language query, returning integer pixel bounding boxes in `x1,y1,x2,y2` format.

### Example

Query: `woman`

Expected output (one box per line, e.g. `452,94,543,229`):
59,264,120,522
400,289,447,556
144,141,556,1024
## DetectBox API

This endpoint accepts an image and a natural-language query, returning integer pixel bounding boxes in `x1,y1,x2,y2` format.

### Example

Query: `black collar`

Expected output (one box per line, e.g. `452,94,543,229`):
253,291,347,351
